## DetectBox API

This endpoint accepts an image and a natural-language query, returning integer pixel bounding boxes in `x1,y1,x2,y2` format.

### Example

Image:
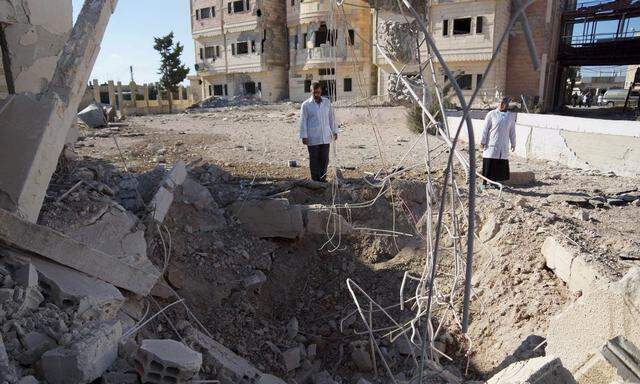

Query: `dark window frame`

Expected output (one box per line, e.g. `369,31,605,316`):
348,29,355,45
213,84,224,96
456,74,472,90
304,80,312,93
200,7,211,19
204,46,216,59
236,41,249,55
343,78,352,92
443,19,449,36
453,17,472,35
476,16,483,33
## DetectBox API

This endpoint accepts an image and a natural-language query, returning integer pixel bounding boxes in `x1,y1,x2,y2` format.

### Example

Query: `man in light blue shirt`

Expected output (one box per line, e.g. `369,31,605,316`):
299,82,339,182
480,97,516,189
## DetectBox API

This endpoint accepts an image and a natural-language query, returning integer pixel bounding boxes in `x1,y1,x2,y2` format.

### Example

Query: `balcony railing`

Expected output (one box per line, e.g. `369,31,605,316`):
561,31,640,47
293,45,349,65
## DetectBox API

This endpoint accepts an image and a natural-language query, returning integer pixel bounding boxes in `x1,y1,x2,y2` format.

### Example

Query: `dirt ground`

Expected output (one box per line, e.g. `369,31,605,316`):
68,103,640,381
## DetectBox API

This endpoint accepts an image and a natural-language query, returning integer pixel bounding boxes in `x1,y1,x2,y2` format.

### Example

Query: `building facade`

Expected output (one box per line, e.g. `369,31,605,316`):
189,0,289,102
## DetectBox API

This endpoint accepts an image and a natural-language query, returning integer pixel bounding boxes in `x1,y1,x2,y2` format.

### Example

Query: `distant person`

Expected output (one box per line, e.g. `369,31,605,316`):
571,93,578,107
586,92,593,108
480,97,516,190
582,93,588,107
578,92,584,107
299,82,339,182
597,93,604,106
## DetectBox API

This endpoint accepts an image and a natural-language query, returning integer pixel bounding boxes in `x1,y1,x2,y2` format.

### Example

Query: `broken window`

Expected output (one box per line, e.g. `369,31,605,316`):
476,16,483,33
205,46,216,59
200,7,211,19
244,81,256,94
319,68,335,76
344,78,352,92
443,19,449,36
456,74,472,90
213,84,224,96
453,18,472,35
348,29,355,45
236,41,249,55
304,80,311,93
315,24,337,47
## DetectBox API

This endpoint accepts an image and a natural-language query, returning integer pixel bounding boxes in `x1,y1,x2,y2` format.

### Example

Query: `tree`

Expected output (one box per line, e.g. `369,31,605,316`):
153,32,190,113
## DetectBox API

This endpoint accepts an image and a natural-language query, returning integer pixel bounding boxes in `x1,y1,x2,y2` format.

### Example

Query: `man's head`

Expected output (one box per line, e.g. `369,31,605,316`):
499,97,510,112
312,82,322,101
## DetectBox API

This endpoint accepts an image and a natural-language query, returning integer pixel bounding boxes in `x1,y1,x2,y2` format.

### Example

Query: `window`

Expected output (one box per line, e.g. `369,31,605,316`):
303,33,307,48
443,19,449,36
319,68,335,76
456,74,472,90
204,46,216,59
224,84,228,95
251,40,256,53
476,74,483,88
244,82,256,95
294,34,298,49
343,78,352,92
453,18,472,35
196,9,200,20
314,24,337,47
212,7,216,17
228,2,232,13
208,85,212,96
257,82,262,92
235,41,249,55
476,16,483,33
213,84,224,96
200,7,211,18
291,0,294,6
304,80,312,93
216,46,221,57
348,29,355,45
229,0,248,12
199,48,204,60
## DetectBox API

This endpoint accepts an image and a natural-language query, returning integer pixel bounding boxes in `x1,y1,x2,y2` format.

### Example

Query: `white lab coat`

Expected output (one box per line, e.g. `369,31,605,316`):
299,96,339,146
480,108,516,160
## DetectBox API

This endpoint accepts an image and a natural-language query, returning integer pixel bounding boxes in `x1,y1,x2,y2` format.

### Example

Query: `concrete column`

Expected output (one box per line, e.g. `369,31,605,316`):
178,85,185,100
156,83,163,101
0,0,118,222
107,80,116,106
92,79,101,103
116,81,125,114
143,84,150,106
130,81,138,108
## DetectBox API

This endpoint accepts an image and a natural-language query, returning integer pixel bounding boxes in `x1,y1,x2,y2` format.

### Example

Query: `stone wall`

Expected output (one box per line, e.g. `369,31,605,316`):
447,113,640,177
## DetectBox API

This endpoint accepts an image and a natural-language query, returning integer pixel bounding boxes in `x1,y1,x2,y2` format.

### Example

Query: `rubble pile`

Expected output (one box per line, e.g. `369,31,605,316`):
189,94,267,109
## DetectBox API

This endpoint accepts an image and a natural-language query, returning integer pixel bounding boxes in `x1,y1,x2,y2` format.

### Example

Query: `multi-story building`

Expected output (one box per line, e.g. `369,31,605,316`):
373,0,563,109
286,0,375,101
189,0,289,102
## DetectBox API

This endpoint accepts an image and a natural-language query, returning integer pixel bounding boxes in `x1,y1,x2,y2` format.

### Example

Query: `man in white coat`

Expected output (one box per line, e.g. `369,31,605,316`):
299,82,339,182
480,97,516,189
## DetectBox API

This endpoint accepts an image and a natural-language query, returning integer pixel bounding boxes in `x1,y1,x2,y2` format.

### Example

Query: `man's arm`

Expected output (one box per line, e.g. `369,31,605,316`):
480,112,491,149
299,103,308,145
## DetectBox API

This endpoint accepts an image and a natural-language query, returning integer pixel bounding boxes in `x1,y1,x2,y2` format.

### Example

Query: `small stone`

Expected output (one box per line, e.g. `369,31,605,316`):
286,317,299,339
574,209,590,221
15,264,38,288
16,376,39,384
243,270,267,290
282,347,301,372
350,341,373,371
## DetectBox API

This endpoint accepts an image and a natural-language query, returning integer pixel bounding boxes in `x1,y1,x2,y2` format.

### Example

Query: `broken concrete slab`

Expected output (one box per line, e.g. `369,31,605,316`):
230,199,304,239
547,268,640,373
14,263,38,288
29,257,124,320
479,215,500,242
282,347,301,372
192,330,287,384
243,270,267,290
101,371,139,384
541,236,612,293
78,103,107,128
62,204,148,267
149,161,187,223
134,339,202,383
0,208,160,295
0,0,118,222
301,205,352,235
0,334,17,383
486,355,576,384
505,171,536,186
179,177,217,211
573,336,640,384
42,320,122,384
350,341,373,371
17,331,57,365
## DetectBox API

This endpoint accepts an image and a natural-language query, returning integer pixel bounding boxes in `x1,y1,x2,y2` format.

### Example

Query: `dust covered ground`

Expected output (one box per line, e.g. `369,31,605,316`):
67,103,640,380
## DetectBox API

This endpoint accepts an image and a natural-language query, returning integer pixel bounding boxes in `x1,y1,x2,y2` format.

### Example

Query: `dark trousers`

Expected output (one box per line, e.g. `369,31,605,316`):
307,144,330,182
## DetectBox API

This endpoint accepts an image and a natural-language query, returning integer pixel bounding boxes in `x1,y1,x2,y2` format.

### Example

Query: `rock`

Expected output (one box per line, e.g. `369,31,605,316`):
14,263,38,288
479,215,500,242
607,198,626,206
16,376,39,384
486,355,575,383
103,105,116,122
574,209,590,221
281,347,301,372
286,317,299,339
134,339,203,383
505,171,536,186
312,370,336,384
149,161,188,223
30,258,124,320
14,286,44,315
230,199,304,239
179,177,217,210
547,268,640,373
101,371,139,384
243,270,267,290
301,205,352,235
573,336,640,384
17,332,57,365
350,341,373,371
546,194,590,206
78,103,107,128
42,320,122,384
0,334,17,383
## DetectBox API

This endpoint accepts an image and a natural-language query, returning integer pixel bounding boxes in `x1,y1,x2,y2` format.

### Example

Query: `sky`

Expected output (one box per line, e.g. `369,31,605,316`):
72,0,195,85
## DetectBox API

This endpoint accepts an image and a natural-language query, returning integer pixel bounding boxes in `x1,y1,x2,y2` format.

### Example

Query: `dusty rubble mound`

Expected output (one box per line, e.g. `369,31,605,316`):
2,143,640,383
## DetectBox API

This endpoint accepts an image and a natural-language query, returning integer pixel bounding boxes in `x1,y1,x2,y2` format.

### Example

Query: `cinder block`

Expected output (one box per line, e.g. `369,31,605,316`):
487,355,575,384
134,339,202,383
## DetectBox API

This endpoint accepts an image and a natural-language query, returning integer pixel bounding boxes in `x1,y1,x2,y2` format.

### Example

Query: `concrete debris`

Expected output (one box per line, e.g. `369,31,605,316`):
14,263,38,288
573,336,640,384
16,376,39,384
29,257,124,320
286,317,299,339
101,371,139,384
574,209,590,221
179,177,217,211
149,161,187,223
0,334,17,383
350,341,373,371
42,320,122,384
281,346,302,372
547,268,640,373
541,236,612,293
312,370,337,384
134,339,202,383
103,105,117,123
16,331,56,365
505,171,536,186
192,330,286,384
486,355,576,384
230,198,304,239
376,19,419,65
243,270,267,290
78,103,108,128
14,285,44,315
0,209,160,296
302,205,353,235
479,215,500,242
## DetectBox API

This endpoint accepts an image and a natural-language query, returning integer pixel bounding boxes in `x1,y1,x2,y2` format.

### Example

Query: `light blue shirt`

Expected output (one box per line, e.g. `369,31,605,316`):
481,108,516,160
299,96,339,146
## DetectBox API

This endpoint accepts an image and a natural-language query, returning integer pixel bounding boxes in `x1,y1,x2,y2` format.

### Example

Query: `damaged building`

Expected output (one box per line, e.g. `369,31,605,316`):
189,0,289,102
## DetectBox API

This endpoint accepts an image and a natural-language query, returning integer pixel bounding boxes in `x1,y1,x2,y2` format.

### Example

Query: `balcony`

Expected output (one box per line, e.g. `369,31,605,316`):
195,58,226,75
287,0,330,25
291,45,350,67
